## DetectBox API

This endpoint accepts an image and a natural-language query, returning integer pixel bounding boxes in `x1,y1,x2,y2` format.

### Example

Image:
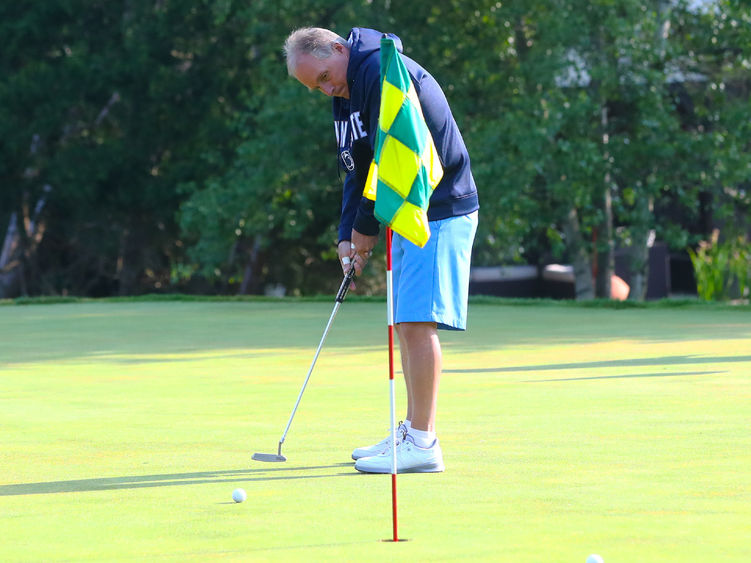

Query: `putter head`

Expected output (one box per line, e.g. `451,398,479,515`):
252,452,287,462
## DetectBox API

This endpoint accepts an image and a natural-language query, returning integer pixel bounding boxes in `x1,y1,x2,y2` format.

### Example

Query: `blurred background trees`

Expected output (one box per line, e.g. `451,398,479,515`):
2,0,749,299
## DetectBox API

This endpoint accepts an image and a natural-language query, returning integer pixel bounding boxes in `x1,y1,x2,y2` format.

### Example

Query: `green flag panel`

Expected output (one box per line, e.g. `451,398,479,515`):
387,100,428,155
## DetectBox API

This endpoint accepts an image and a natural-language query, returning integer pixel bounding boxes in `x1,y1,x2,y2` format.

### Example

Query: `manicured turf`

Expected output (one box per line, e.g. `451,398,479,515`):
1,300,749,562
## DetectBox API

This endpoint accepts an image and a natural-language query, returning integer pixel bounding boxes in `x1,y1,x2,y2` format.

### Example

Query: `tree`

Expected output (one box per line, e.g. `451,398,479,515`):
0,1,254,296
3,1,748,299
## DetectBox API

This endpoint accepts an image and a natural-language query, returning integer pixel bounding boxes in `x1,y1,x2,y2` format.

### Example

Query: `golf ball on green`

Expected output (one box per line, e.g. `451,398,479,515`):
232,488,247,503
586,555,604,563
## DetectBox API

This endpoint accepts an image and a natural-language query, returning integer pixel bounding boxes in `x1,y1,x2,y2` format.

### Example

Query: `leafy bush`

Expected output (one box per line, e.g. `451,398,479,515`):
688,230,750,301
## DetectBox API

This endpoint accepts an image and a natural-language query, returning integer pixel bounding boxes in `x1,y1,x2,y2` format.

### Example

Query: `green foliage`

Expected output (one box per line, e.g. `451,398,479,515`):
1,1,256,295
688,229,751,301
2,1,750,298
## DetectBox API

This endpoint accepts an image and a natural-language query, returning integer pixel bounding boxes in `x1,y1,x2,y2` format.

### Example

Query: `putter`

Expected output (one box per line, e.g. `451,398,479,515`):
252,267,356,462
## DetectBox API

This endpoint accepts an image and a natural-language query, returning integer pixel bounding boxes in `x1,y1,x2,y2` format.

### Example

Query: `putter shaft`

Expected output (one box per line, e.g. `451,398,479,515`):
255,269,355,462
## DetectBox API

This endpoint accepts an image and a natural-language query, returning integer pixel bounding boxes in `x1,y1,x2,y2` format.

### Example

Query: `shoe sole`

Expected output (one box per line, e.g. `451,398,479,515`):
354,463,445,474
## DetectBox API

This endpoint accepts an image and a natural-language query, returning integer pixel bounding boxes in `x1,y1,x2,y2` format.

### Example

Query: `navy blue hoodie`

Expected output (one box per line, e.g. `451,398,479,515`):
334,27,479,243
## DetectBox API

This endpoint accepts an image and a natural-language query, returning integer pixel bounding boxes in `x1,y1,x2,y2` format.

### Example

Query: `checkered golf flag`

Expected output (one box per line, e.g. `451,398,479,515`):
364,37,443,248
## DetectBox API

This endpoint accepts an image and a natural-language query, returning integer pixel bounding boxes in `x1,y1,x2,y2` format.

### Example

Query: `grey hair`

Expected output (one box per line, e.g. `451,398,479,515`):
283,27,347,75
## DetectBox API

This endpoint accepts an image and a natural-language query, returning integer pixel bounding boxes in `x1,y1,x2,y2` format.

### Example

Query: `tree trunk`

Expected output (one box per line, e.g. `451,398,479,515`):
0,186,52,298
563,207,594,300
0,213,21,298
238,237,262,295
116,228,138,296
628,196,654,301
595,105,614,298
625,0,671,300
628,0,671,300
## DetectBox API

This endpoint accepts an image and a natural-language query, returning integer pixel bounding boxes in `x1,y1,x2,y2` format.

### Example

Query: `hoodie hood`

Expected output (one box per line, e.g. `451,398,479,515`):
346,27,402,87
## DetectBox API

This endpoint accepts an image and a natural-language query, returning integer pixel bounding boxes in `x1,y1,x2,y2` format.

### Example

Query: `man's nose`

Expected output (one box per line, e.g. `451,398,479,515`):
321,83,334,96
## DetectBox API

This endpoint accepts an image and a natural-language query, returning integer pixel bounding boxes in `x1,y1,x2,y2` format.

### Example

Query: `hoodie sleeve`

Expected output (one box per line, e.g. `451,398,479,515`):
336,75,380,242
338,172,360,242
350,58,383,238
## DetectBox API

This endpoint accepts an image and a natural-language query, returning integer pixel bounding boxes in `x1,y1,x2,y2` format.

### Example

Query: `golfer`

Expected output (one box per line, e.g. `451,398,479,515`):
284,27,479,473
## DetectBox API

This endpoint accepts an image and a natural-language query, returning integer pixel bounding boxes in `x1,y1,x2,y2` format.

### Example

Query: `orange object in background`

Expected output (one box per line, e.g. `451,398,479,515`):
611,274,630,300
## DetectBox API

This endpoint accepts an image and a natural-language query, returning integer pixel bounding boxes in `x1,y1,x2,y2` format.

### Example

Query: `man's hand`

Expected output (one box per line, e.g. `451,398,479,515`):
350,231,378,276
337,240,355,274
338,231,378,281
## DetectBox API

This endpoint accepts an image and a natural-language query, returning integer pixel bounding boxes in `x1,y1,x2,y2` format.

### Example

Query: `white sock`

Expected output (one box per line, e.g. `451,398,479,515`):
408,428,436,448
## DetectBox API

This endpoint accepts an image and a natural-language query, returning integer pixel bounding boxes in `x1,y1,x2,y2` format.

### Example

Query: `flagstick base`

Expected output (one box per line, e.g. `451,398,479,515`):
384,465,405,542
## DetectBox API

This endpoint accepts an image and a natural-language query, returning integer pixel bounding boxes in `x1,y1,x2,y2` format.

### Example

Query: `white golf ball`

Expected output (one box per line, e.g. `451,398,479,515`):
586,555,604,563
232,488,247,503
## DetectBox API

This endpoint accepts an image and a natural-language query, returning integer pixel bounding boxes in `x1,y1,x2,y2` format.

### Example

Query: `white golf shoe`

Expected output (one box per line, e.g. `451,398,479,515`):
354,434,445,474
351,422,408,460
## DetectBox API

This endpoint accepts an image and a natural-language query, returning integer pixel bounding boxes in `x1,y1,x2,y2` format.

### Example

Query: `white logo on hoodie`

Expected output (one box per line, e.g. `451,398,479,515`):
349,111,367,140
334,111,367,148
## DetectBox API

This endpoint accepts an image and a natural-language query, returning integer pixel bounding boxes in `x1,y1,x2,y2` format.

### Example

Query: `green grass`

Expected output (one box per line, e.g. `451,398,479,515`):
1,301,749,562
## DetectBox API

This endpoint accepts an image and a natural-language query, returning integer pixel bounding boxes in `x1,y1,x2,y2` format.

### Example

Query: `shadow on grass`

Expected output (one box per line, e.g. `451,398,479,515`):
524,370,726,382
444,355,751,374
0,463,356,497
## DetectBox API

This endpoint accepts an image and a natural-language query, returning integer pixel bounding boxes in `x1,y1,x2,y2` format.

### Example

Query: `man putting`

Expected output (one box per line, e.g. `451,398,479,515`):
284,27,479,473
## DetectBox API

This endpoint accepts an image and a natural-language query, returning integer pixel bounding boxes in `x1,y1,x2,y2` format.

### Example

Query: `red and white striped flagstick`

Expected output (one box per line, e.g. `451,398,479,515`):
385,226,399,542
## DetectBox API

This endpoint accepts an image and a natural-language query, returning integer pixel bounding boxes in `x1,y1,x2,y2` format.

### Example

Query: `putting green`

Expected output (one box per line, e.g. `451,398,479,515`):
1,300,749,562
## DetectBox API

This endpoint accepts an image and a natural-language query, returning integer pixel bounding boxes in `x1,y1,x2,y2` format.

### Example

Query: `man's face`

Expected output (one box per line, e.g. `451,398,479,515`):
292,42,350,99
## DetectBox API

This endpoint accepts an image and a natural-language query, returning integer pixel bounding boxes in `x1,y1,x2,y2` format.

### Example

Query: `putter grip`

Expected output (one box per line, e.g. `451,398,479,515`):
336,268,356,303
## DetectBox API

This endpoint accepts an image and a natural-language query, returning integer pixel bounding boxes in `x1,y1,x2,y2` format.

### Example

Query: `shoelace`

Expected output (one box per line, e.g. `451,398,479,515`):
398,422,408,441
401,433,415,450
385,422,407,448
383,421,407,446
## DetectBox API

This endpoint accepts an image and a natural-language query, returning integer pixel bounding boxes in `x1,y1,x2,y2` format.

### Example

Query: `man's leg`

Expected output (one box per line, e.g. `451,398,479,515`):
355,320,445,472
354,213,476,472
350,330,413,462
399,331,413,423
397,322,441,432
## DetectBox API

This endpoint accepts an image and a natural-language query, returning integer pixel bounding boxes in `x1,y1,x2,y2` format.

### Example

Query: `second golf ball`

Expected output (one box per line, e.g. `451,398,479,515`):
232,488,247,503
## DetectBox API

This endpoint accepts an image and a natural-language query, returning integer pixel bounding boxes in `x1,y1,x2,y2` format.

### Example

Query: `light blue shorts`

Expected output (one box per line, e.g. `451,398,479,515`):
392,211,478,331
